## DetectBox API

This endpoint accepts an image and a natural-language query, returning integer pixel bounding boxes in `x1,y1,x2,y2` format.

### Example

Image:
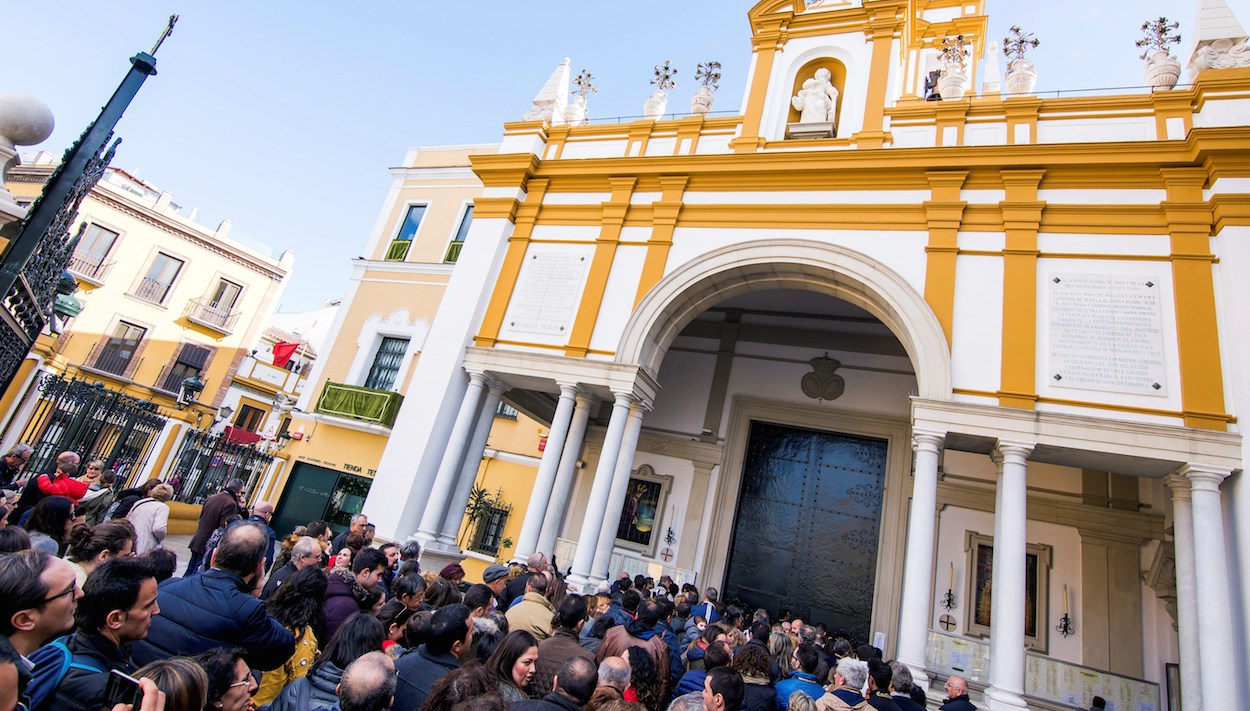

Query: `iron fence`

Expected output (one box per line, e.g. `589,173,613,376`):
168,430,274,505
13,372,166,482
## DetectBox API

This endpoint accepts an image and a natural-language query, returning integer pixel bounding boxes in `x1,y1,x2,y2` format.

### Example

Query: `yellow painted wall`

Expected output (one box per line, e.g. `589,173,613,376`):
455,456,538,582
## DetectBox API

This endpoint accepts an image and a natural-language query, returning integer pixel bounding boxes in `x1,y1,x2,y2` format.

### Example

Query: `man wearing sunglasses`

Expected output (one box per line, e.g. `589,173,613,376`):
0,550,81,703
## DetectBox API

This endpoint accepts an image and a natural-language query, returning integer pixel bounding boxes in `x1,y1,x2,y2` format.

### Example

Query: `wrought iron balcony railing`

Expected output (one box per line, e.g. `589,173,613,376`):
443,241,464,263
67,255,114,284
314,381,404,428
185,297,240,334
132,277,174,304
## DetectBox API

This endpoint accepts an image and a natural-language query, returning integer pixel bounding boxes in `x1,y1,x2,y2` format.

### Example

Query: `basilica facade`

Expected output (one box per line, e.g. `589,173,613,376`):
283,1,1250,709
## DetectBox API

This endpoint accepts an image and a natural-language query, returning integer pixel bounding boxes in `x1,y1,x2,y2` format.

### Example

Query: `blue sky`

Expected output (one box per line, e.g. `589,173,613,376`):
5,1,1241,312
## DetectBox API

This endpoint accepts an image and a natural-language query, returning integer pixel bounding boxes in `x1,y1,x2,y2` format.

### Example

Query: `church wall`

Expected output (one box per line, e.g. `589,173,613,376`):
1035,118,1156,145
950,253,1003,396
646,348,717,436
588,245,648,354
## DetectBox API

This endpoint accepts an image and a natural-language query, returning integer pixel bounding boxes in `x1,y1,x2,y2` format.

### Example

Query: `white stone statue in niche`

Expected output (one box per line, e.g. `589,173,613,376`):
792,68,838,122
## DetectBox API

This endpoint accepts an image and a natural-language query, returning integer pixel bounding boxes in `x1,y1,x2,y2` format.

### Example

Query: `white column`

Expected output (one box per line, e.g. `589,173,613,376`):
985,441,1032,711
1183,464,1235,709
416,370,488,547
987,450,1006,688
538,392,594,560
437,380,506,547
896,430,944,688
590,401,648,583
567,391,634,591
1164,474,1202,711
512,382,580,563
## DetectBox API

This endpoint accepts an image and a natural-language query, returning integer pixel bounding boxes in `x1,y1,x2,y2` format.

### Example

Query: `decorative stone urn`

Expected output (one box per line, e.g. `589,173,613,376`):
1004,59,1037,95
564,94,587,124
690,85,715,115
643,89,668,119
1145,50,1182,90
937,64,970,100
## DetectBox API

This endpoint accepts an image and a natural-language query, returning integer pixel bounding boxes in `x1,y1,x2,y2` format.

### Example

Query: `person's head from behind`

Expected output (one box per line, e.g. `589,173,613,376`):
318,612,385,673
66,521,134,567
135,657,208,711
0,550,79,653
553,655,598,705
704,640,732,671
485,629,539,691
702,667,744,711
835,658,868,694
888,661,913,694
424,663,500,710
788,693,817,711
76,557,158,643
671,693,704,711
143,548,178,582
794,642,819,675
0,526,31,553
621,589,641,615
866,658,892,693
336,651,396,711
832,638,853,660
149,483,174,502
463,583,495,618
749,620,769,644
525,571,548,597
211,521,267,581
352,548,387,591
267,565,328,631
28,495,74,541
194,647,255,711
598,655,630,691
731,641,771,680
424,576,462,608
402,610,434,649
556,593,587,633
429,603,473,659
1091,696,1106,710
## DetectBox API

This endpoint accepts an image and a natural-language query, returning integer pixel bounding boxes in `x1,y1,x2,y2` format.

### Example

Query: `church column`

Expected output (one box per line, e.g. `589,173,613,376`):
590,401,648,583
896,431,944,687
537,392,594,560
436,379,507,548
513,382,580,563
1182,464,1235,708
985,441,1032,711
416,370,488,547
1164,474,1203,711
567,391,634,591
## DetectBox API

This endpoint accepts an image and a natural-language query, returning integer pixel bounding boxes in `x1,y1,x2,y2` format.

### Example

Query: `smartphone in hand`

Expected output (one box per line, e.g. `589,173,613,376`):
102,669,144,709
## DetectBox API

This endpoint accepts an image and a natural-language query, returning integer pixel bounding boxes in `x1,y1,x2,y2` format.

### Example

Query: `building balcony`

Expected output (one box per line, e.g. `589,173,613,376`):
131,277,173,304
185,297,240,334
314,381,404,428
234,355,306,395
67,255,114,286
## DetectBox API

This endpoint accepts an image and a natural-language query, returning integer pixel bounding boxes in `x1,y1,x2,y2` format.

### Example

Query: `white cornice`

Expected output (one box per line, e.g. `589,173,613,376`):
351,259,456,277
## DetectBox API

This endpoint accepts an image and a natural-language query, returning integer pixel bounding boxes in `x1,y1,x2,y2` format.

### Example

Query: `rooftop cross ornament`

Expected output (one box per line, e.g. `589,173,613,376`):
652,60,678,91
571,70,597,99
695,61,721,90
151,14,179,56
565,69,598,124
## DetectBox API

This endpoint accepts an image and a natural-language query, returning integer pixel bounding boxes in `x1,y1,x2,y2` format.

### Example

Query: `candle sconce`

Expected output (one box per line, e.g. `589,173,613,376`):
1056,612,1075,637
940,587,957,611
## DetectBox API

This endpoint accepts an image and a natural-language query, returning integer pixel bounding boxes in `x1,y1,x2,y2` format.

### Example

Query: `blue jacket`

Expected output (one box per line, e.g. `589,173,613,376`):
775,671,825,709
133,569,294,672
393,644,461,711
247,515,277,570
673,669,707,699
656,621,683,682
689,602,723,624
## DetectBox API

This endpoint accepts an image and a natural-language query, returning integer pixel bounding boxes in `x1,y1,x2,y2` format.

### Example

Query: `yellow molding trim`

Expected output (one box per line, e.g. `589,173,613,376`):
564,178,637,357
922,171,969,345
998,171,1044,410
636,176,691,306
491,339,568,351
474,179,550,347
952,388,1235,422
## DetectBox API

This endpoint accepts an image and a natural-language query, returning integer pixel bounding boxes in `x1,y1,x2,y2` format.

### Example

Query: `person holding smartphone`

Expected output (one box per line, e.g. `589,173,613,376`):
45,557,159,711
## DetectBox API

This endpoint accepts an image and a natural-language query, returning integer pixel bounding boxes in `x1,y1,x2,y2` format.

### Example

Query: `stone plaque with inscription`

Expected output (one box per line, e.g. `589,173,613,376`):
1048,273,1167,397
507,251,588,336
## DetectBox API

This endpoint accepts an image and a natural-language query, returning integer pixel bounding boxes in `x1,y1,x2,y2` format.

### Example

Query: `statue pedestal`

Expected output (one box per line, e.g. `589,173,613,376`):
786,121,835,140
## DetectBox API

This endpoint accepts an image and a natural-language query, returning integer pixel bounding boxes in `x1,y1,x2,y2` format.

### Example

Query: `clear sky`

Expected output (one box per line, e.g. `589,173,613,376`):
5,1,1242,312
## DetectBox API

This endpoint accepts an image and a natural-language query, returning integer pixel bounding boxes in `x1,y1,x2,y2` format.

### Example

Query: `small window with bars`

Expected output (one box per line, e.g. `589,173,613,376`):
495,402,518,420
234,404,266,433
364,337,409,391
94,322,147,376
470,505,511,556
161,343,213,393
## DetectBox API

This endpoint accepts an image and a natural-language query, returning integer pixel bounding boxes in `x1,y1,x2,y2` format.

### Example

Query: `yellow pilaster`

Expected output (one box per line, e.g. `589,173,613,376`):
634,176,690,306
853,3,906,149
147,423,183,484
922,171,968,346
997,170,1046,410
474,178,549,348
1161,168,1226,430
732,18,790,153
565,177,637,357
0,357,39,426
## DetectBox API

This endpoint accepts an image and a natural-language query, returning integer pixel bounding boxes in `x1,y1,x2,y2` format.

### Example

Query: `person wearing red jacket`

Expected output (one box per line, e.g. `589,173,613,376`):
13,452,94,524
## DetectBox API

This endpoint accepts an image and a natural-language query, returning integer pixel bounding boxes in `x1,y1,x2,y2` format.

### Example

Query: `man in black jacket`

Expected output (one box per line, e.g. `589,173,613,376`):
46,557,159,711
186,478,244,576
939,675,977,711
515,655,598,711
393,603,473,711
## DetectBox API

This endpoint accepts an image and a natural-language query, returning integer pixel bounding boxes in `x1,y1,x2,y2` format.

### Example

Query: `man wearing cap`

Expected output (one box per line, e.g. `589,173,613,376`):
483,564,510,607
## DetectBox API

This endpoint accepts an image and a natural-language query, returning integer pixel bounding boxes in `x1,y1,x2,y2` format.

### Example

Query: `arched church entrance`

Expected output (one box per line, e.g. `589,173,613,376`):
618,240,951,645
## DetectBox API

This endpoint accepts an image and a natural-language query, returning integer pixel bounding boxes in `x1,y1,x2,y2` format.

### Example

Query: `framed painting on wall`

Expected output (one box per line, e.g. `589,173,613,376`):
614,464,670,557
963,530,1053,653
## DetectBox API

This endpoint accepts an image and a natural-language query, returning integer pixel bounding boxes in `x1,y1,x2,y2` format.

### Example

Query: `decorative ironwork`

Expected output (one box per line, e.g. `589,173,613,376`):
1003,26,1041,62
572,70,598,99
168,429,274,505
652,61,678,91
10,372,167,483
1055,611,1075,637
941,587,958,611
185,297,240,333
696,61,722,90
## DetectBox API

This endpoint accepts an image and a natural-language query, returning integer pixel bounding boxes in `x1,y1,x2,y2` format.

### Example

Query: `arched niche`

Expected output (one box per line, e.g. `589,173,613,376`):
786,57,847,130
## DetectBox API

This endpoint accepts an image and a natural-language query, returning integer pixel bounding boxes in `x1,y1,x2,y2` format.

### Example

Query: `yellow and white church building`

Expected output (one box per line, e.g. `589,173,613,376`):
280,1,1250,709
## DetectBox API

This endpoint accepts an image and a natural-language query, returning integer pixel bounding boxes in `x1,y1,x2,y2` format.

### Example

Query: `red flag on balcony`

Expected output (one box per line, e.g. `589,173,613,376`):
272,342,299,368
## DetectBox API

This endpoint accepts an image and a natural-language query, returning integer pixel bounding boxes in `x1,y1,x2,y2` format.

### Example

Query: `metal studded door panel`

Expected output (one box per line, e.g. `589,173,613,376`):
724,421,888,642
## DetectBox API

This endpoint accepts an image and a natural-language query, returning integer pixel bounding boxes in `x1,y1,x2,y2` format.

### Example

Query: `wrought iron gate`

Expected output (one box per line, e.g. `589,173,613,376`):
15,372,167,481
168,430,274,505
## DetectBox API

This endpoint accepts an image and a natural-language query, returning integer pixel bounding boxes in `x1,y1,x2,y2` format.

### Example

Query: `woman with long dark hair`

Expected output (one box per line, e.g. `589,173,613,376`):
266,612,384,711
134,657,209,711
64,521,134,586
484,629,538,702
623,647,664,711
25,495,75,556
255,565,328,706
422,576,462,609
195,647,256,711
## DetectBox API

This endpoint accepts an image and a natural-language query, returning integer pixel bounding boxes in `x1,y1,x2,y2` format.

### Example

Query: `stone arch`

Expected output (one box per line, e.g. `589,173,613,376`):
616,239,952,401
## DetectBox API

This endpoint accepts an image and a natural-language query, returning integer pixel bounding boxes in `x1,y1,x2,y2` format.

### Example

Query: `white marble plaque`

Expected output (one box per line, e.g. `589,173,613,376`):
507,251,588,336
1048,273,1167,397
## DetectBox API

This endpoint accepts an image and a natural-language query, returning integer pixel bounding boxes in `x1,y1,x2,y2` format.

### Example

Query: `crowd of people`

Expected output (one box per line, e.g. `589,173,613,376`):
0,448,984,711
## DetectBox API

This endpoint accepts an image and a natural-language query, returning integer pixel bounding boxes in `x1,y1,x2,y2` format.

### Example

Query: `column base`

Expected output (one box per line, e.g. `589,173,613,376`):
419,544,465,574
565,572,594,595
984,686,1027,711
901,661,930,692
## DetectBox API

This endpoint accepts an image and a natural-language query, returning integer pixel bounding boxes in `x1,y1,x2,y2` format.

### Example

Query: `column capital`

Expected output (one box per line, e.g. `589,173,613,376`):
912,430,944,452
465,368,489,384
1163,473,1193,501
609,390,637,408
486,378,510,396
1178,463,1230,492
555,381,582,398
994,440,1034,462
573,392,596,408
